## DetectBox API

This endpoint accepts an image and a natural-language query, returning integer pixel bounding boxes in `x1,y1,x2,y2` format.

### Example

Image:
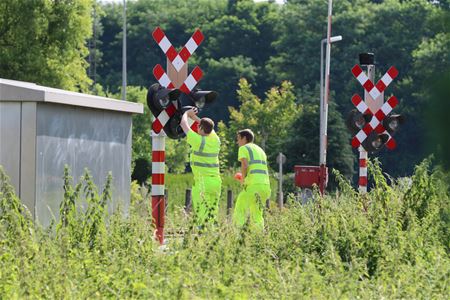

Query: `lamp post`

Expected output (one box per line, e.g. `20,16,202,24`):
320,35,342,117
122,0,127,101
318,0,342,195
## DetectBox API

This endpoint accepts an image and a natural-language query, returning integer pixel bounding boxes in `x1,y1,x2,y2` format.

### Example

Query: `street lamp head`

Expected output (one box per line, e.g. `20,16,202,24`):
322,35,343,44
330,35,343,43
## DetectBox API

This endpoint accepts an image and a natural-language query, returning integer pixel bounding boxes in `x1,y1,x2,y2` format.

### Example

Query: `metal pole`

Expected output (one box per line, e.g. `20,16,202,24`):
319,0,333,195
122,0,127,100
93,4,97,87
319,38,326,168
319,37,341,167
278,153,283,208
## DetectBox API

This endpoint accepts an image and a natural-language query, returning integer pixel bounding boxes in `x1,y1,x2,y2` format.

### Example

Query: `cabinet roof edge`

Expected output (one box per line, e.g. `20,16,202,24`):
0,79,143,114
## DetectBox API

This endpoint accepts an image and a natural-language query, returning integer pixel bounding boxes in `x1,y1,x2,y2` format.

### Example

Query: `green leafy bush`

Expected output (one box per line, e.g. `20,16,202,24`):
0,161,448,298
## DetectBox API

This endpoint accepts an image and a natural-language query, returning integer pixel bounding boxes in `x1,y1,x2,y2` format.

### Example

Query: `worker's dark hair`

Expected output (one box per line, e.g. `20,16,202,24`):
200,118,214,134
237,129,254,143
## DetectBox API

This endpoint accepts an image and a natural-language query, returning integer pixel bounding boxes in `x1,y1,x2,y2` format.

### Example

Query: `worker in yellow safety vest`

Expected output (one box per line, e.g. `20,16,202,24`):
180,108,221,227
233,129,271,229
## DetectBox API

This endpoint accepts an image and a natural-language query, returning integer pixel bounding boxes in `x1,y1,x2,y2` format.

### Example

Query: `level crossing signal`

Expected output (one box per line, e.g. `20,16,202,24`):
147,27,218,139
146,85,218,139
346,109,388,153
347,54,404,153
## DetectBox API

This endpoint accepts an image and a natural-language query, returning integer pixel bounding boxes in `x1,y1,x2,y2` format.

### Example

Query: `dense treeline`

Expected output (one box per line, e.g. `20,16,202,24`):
95,0,450,182
1,0,449,184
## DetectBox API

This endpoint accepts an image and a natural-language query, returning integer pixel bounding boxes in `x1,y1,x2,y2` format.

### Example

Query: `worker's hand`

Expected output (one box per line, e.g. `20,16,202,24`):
186,108,198,118
234,172,243,184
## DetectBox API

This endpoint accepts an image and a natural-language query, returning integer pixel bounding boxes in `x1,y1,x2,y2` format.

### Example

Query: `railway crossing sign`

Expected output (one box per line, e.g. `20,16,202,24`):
152,27,204,72
346,53,404,194
349,64,401,151
350,94,399,149
148,27,217,244
150,27,205,134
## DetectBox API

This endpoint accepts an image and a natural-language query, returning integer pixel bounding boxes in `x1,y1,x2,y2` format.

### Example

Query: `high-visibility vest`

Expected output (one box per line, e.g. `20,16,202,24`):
244,143,270,185
190,132,220,177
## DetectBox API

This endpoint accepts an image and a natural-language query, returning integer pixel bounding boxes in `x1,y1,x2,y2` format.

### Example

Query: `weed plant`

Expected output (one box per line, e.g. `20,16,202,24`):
0,160,449,299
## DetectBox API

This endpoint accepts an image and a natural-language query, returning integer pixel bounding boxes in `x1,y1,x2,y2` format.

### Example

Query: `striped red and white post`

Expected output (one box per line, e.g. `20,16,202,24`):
151,131,165,243
359,146,368,193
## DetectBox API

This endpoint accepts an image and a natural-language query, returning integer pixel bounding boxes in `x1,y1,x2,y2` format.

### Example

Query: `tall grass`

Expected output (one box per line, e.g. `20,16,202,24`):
0,160,449,299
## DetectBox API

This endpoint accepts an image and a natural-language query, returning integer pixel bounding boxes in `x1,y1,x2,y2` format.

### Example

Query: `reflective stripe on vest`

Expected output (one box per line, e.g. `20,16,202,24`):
250,169,268,174
193,136,219,158
245,145,268,174
192,162,220,168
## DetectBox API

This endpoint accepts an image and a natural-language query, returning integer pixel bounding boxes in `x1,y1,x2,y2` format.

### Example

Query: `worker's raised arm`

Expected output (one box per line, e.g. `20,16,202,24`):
180,108,199,134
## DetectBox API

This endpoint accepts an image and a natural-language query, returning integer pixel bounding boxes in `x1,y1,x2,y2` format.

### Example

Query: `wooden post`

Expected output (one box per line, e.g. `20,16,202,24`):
184,188,192,213
164,188,169,213
227,189,233,216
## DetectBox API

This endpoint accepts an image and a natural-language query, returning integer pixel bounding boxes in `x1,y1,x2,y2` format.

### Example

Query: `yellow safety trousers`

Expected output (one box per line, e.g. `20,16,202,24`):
233,183,271,229
192,175,222,226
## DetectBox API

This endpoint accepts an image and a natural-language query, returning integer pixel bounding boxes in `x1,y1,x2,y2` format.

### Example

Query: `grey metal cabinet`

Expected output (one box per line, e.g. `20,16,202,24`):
0,79,143,227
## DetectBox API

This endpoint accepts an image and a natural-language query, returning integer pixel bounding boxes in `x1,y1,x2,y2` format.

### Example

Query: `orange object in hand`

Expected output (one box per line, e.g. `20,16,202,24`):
234,172,243,181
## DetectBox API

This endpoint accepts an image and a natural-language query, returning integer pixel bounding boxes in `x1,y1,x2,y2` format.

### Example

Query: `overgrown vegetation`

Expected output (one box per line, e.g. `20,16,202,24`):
0,160,448,298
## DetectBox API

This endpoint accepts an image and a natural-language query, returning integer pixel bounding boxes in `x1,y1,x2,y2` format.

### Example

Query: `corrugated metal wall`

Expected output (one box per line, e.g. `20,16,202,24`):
0,102,21,195
35,103,132,227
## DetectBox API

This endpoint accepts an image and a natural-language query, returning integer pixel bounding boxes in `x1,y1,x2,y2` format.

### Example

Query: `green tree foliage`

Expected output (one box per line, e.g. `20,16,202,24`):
201,56,258,121
426,72,450,170
94,0,450,177
284,94,355,184
98,0,228,91
271,0,445,177
98,0,278,103
0,0,94,91
223,78,300,169
87,2,105,91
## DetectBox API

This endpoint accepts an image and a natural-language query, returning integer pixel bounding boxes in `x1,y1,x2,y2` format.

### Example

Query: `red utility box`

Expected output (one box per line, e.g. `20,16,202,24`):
294,165,328,189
